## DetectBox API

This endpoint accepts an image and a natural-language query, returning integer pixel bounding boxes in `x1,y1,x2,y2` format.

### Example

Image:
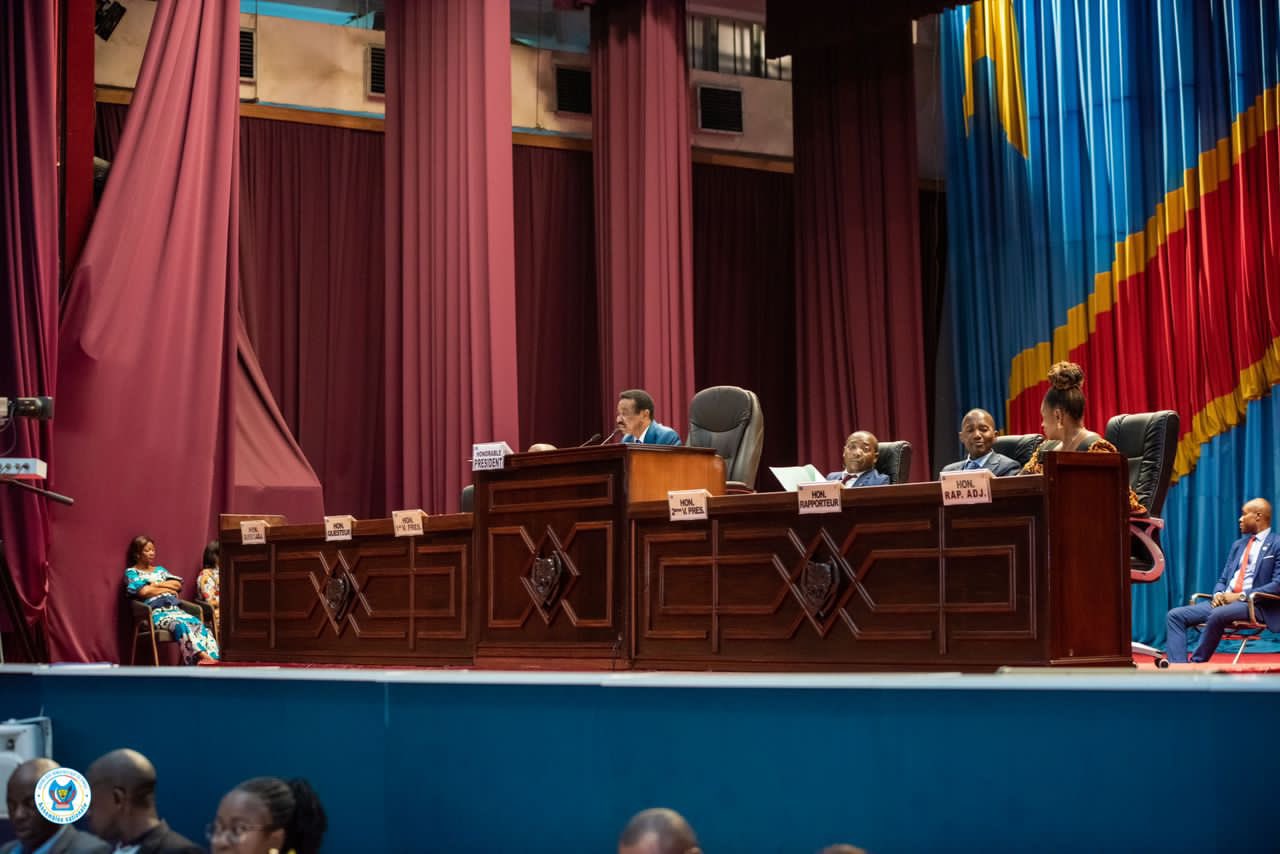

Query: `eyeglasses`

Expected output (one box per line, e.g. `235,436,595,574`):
205,823,267,845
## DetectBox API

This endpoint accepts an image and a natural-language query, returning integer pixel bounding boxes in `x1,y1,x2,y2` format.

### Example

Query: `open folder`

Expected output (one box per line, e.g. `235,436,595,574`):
769,464,826,492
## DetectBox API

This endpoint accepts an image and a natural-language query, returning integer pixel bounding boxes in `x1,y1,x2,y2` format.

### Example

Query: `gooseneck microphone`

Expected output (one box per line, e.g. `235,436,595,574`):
600,428,622,445
579,433,603,447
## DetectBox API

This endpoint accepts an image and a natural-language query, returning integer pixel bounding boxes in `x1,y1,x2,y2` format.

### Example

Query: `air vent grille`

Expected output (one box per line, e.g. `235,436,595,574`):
697,85,744,133
367,44,386,97
239,29,255,81
555,66,591,115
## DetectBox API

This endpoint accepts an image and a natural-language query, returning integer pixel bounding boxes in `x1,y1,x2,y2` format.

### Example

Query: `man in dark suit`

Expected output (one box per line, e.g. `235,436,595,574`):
1165,498,1279,663
617,389,681,446
826,431,889,487
85,749,201,854
2,758,109,854
940,408,1022,477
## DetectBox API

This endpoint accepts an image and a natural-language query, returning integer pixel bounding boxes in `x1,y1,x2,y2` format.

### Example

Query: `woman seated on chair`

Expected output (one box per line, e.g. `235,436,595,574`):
1021,361,1146,515
197,540,220,629
125,534,220,665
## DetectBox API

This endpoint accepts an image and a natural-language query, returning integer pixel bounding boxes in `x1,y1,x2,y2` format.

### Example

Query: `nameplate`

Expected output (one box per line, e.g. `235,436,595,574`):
324,515,356,542
797,481,842,514
668,489,710,522
940,469,993,505
239,520,268,545
392,509,427,537
472,441,514,472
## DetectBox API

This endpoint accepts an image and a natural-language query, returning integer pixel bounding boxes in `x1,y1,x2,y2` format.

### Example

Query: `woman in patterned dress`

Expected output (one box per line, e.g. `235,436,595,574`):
196,540,221,633
125,535,220,664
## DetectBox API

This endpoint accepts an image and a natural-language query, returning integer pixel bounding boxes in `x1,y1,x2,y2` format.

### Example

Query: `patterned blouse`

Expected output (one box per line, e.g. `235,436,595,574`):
125,566,184,602
1022,435,1147,515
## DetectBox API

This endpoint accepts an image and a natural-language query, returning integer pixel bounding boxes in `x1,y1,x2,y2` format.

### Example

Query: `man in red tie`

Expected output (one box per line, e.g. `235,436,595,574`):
1165,498,1279,663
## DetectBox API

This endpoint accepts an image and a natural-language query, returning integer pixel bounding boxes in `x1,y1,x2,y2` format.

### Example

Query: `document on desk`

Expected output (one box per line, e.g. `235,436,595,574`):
770,464,825,492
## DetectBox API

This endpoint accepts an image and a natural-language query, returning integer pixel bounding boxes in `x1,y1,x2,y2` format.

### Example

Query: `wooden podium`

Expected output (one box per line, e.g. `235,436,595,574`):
472,444,726,667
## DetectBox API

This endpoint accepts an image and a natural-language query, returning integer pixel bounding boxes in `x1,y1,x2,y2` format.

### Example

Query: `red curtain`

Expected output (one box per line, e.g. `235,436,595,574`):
240,117,385,518
692,163,797,479
513,144,602,447
792,26,930,480
384,0,522,513
590,0,696,434
0,0,59,642
47,0,241,661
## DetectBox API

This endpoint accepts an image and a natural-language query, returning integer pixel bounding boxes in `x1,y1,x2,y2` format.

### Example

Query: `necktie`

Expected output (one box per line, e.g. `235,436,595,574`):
844,472,859,486
965,459,981,470
1232,538,1256,593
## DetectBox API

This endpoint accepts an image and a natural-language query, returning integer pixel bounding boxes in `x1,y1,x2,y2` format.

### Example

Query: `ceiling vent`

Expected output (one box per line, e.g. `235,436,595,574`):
696,84,744,134
366,44,386,98
239,29,255,82
555,65,591,115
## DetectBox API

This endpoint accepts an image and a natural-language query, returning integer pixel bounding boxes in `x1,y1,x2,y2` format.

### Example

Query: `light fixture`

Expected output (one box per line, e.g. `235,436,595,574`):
95,0,127,42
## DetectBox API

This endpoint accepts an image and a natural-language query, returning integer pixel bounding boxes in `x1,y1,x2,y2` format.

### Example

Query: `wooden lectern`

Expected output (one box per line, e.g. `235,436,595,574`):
472,444,725,667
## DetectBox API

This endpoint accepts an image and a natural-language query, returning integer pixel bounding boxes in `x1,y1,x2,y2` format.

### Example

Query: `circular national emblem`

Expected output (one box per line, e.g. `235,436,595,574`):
34,767,91,824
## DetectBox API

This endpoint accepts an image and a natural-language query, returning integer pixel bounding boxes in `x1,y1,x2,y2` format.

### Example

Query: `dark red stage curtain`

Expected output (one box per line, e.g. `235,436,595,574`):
590,0,696,434
93,101,128,159
791,25,930,480
692,163,797,482
47,0,242,662
0,0,59,641
513,144,602,447
240,117,385,518
384,0,522,513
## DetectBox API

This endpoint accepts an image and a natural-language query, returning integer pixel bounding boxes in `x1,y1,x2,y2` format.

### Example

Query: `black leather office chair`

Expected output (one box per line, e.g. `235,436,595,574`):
1105,410,1179,662
687,386,764,491
991,433,1044,468
875,441,913,484
460,484,475,513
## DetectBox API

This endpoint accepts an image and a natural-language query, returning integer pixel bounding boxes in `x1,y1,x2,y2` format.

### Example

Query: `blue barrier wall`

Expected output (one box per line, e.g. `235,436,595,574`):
1,668,1277,853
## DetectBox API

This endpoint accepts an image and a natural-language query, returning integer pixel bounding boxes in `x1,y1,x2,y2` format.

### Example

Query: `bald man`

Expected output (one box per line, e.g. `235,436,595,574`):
1165,498,1280,663
617,808,701,854
84,749,201,854
940,409,1021,477
2,758,109,854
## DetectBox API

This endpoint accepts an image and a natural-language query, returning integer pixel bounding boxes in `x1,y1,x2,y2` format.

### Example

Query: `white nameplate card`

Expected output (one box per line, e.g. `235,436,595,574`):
392,509,427,537
239,519,268,545
797,481,842,515
0,458,48,480
940,469,993,505
668,489,710,522
324,515,356,542
472,441,515,471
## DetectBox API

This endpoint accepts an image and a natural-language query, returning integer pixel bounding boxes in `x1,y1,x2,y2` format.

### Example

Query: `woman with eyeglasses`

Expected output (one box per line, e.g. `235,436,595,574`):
207,777,326,854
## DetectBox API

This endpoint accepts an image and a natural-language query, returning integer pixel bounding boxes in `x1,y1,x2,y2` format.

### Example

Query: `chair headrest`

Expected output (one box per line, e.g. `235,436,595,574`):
689,386,757,432
875,440,913,484
1105,411,1179,516
991,434,1044,467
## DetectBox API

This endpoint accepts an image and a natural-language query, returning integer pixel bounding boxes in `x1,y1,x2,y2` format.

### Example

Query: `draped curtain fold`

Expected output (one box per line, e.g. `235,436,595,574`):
590,0,696,434
942,0,1280,647
47,0,243,662
791,26,931,479
0,0,59,641
384,0,522,513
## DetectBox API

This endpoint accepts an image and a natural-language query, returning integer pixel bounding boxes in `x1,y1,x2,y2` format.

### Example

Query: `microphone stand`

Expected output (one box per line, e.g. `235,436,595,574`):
0,477,75,506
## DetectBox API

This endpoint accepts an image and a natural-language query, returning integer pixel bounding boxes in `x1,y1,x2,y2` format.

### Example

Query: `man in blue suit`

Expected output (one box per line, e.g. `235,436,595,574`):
939,409,1022,477
1165,497,1279,663
617,389,681,446
825,431,889,487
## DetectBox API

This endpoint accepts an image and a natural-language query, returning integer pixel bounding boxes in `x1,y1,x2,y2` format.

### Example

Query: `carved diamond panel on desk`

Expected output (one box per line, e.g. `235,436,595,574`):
487,521,615,632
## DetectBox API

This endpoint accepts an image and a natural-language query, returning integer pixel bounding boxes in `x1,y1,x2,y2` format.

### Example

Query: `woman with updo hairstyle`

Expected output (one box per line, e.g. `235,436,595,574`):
208,777,327,854
1022,361,1146,514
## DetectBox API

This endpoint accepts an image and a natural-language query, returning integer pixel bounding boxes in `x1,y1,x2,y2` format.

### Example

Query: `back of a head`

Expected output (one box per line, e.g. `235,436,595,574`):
236,776,327,854
1044,361,1085,419
88,748,158,810
820,845,869,854
618,808,700,854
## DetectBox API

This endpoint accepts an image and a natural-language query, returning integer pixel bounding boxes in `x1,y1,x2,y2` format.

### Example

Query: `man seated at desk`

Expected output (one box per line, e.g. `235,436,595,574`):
826,431,888,487
617,389,682,446
940,408,1022,477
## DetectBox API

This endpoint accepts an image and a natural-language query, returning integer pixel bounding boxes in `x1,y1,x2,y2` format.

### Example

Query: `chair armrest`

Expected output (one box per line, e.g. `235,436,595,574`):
177,599,206,621
1130,516,1164,532
1129,516,1167,583
128,599,154,618
1247,591,1280,624
725,481,754,495
1190,593,1214,605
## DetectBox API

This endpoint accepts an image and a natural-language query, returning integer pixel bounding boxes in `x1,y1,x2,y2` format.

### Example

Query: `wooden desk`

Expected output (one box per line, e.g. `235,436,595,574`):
628,453,1131,670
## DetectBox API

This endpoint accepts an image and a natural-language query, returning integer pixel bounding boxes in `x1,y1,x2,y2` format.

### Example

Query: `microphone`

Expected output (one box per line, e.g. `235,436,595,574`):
579,432,603,447
600,428,621,445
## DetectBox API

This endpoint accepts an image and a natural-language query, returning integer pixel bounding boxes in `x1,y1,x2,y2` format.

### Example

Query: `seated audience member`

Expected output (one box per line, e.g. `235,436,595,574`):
1020,361,1145,514
618,808,701,854
2,758,110,854
819,846,869,854
616,389,682,446
826,431,889,487
1165,498,1279,663
940,409,1021,476
85,749,201,854
196,540,220,630
124,535,220,665
208,777,326,854
527,442,558,452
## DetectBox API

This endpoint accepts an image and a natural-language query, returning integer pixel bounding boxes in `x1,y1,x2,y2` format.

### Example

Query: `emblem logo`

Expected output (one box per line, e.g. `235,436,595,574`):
530,554,563,605
800,559,838,617
34,767,91,825
324,573,353,621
